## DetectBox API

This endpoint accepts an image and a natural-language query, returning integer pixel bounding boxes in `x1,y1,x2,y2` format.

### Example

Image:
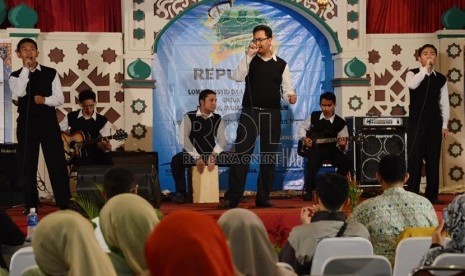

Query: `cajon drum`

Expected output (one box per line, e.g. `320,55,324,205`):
191,165,219,203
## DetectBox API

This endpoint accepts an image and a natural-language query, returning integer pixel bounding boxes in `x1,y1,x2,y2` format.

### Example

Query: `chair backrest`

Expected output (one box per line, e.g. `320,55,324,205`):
9,246,36,276
432,253,465,267
322,255,392,276
393,237,433,276
310,237,374,275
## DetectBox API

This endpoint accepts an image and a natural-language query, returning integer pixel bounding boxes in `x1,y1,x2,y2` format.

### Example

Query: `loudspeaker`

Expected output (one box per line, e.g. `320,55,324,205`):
0,144,23,206
346,117,408,186
77,163,161,208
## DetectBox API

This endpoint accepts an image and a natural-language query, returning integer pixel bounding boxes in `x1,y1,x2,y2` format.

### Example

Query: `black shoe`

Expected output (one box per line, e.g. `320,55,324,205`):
218,200,238,210
255,200,274,208
171,194,186,204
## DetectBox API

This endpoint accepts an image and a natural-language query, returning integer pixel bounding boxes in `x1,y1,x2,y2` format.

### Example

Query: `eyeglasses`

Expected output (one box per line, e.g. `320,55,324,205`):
252,37,269,43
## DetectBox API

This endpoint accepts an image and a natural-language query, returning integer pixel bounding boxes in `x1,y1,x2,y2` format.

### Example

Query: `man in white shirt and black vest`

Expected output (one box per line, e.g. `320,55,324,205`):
219,25,297,209
171,89,228,203
406,44,449,205
298,92,352,201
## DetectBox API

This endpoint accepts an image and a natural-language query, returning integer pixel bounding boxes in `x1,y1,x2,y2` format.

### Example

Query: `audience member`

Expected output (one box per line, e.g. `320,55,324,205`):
279,173,370,275
26,210,116,275
145,210,238,276
420,194,465,266
99,193,160,275
348,154,438,263
218,208,296,276
0,209,25,270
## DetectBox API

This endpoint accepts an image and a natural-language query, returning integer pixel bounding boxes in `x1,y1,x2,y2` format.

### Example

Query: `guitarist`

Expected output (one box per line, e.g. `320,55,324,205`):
298,92,352,201
60,89,113,165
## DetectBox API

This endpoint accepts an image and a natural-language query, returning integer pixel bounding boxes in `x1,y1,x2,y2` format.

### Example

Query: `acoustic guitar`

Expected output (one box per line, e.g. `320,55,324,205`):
61,129,128,163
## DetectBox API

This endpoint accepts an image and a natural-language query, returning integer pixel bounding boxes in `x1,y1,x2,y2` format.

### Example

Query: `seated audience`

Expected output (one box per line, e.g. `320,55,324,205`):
25,210,116,275
348,154,438,263
279,173,370,275
92,165,139,253
420,194,465,266
218,208,296,276
99,193,160,275
145,210,238,276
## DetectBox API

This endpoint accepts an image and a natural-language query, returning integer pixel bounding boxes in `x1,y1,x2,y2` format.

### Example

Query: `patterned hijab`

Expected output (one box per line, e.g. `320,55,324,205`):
218,208,279,276
99,193,160,274
421,194,465,265
145,210,236,276
32,210,117,276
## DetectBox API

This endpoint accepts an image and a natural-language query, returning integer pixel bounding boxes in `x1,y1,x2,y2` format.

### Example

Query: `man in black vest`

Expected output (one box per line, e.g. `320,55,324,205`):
170,89,228,203
60,89,113,166
406,44,449,204
9,38,71,214
299,92,352,201
219,25,297,209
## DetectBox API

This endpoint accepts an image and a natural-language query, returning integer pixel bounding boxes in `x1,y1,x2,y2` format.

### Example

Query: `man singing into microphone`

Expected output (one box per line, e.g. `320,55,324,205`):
219,25,297,209
406,44,449,204
9,38,71,214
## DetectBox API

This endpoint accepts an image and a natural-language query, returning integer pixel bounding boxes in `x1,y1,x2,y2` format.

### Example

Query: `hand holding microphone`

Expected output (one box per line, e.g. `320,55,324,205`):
246,42,258,57
426,59,434,72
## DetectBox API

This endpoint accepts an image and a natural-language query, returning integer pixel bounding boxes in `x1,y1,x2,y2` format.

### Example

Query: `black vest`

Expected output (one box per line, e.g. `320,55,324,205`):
186,110,221,155
242,55,286,108
408,68,446,125
11,65,57,118
310,111,346,149
67,110,108,154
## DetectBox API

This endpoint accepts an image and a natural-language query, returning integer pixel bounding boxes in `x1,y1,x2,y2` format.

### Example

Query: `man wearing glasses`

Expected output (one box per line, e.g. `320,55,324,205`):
60,89,113,165
219,25,297,209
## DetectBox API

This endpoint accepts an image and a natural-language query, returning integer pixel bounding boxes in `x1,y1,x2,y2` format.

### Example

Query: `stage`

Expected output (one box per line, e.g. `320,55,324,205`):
4,193,453,249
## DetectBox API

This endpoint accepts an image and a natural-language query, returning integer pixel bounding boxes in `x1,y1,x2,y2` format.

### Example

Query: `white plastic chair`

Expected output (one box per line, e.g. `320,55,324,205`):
432,253,465,267
9,246,36,276
393,237,433,276
322,255,392,276
310,237,374,275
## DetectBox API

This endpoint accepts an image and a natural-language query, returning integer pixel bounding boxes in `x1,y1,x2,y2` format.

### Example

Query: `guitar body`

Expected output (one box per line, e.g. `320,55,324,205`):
61,131,86,163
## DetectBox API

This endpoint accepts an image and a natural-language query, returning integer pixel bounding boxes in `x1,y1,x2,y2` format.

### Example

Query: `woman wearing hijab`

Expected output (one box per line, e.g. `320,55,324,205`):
420,194,465,266
145,210,238,276
25,210,116,276
99,193,160,275
218,208,296,276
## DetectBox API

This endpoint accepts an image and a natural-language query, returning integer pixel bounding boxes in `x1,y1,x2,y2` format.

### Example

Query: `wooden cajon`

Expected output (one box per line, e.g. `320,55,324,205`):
191,165,219,203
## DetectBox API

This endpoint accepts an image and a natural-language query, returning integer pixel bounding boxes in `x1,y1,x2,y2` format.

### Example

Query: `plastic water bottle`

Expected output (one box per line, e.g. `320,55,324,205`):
26,208,38,241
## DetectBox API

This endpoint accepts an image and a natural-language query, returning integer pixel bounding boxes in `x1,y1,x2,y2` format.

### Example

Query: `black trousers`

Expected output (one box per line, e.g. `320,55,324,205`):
225,108,281,205
304,146,352,193
16,115,71,209
407,119,442,201
170,151,230,194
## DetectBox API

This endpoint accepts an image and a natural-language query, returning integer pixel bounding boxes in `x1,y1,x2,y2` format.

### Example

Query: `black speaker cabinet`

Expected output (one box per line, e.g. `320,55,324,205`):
346,117,408,187
0,143,23,206
77,163,161,208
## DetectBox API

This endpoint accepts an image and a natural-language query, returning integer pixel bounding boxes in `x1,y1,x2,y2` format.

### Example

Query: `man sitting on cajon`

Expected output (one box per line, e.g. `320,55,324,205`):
171,89,228,203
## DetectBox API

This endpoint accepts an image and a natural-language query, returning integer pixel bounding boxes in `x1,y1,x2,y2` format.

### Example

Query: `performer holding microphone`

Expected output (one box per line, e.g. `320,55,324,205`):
219,25,297,209
10,38,71,214
406,44,449,204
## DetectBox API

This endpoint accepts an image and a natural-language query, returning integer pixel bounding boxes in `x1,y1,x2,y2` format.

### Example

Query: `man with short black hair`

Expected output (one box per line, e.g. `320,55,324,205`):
103,166,137,200
298,92,352,201
348,154,438,263
279,173,370,275
170,89,228,203
60,89,114,165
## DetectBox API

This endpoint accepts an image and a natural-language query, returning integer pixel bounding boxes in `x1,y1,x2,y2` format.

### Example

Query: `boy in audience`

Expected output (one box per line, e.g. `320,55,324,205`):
348,154,438,263
279,173,370,275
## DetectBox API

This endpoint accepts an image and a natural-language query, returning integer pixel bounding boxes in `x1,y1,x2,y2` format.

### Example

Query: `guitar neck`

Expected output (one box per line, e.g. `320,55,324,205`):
84,135,113,146
316,136,353,144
